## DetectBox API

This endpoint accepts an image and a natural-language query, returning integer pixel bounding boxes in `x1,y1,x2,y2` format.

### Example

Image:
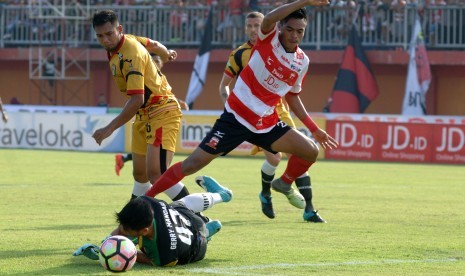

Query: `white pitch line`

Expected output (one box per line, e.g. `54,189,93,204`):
190,258,462,275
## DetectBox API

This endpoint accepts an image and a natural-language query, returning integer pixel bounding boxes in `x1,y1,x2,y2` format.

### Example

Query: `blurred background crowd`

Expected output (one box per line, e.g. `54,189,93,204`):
1,0,465,49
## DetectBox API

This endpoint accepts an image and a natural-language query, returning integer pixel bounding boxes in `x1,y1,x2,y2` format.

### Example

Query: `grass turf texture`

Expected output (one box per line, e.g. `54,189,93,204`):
0,148,464,275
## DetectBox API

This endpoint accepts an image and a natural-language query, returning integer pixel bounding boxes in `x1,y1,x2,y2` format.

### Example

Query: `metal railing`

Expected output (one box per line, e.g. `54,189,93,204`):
1,4,464,50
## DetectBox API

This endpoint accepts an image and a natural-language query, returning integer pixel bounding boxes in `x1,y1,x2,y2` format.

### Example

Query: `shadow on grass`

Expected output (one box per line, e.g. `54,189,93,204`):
7,256,233,275
0,248,72,261
223,220,289,226
4,223,114,231
85,183,127,186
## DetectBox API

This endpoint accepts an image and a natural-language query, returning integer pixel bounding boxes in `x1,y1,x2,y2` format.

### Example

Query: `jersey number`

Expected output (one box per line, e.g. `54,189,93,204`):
168,209,193,245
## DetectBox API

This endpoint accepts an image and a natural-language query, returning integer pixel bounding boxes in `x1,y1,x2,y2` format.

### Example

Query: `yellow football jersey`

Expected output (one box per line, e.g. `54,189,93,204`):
224,41,253,79
107,34,178,113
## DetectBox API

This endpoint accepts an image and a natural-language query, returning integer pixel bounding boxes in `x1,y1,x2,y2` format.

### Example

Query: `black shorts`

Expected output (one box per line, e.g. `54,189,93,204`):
199,110,291,156
171,202,207,264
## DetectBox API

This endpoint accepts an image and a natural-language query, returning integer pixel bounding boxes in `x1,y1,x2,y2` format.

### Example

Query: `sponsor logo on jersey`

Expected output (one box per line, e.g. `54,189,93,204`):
204,131,224,150
280,55,290,64
290,64,302,73
205,136,220,149
271,68,284,79
266,56,274,65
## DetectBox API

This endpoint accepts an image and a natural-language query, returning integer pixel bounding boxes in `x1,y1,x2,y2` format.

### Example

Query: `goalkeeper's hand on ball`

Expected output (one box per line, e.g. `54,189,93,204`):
72,243,100,260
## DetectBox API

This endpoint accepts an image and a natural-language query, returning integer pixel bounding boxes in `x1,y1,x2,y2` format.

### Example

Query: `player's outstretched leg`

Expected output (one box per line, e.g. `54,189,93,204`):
206,220,222,241
195,176,232,202
271,178,305,209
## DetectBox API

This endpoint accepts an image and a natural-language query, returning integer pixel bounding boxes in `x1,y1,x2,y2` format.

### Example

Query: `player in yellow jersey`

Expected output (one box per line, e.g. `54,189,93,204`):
114,54,189,176
218,11,325,223
91,10,189,201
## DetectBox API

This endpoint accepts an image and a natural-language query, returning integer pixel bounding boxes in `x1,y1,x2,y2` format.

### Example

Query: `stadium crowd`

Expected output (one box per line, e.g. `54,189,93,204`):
1,0,465,48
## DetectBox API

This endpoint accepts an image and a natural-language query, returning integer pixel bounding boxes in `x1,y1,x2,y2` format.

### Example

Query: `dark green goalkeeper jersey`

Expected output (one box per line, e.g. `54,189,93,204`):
133,196,207,266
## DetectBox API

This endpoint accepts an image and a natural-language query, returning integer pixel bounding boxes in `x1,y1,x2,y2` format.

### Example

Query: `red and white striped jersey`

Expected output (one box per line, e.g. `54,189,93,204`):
225,23,309,133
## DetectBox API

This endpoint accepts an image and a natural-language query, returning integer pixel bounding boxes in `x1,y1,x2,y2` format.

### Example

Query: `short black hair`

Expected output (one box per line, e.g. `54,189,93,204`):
281,8,307,25
92,10,119,29
116,197,154,232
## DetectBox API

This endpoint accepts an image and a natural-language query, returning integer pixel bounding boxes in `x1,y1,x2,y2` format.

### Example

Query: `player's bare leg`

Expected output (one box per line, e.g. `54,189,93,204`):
146,144,189,201
131,152,151,199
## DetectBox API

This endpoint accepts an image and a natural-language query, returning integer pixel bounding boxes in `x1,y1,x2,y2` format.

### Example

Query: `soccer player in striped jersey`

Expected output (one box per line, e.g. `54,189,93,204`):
219,11,323,222
146,0,338,222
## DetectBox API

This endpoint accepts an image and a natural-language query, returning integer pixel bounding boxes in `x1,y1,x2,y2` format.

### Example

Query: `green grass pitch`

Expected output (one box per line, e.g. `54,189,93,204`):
0,148,464,275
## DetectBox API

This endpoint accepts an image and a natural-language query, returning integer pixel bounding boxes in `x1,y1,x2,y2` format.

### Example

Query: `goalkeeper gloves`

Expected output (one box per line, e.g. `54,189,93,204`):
72,243,100,260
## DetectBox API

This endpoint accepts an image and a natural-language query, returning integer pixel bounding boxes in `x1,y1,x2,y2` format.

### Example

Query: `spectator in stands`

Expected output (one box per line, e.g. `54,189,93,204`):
43,57,55,89
328,0,357,43
390,0,407,42
189,0,209,41
224,0,247,44
442,0,457,44
0,97,8,124
97,93,108,107
426,0,446,46
249,0,260,11
361,0,377,40
10,97,23,105
327,0,345,42
375,0,391,45
169,0,189,42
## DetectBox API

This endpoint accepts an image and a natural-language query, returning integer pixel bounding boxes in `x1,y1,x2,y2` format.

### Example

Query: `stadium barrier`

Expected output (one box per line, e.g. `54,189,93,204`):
1,107,464,164
1,5,464,49
0,106,124,152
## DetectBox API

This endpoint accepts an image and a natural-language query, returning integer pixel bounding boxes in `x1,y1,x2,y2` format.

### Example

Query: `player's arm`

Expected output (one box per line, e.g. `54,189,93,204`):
261,0,329,34
177,98,189,111
145,39,177,63
136,250,153,265
219,73,234,104
92,94,143,145
285,93,338,150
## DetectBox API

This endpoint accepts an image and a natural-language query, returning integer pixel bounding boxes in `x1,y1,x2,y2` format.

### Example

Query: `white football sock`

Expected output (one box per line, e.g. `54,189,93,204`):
132,181,152,196
298,172,309,179
261,159,277,176
178,193,223,213
164,182,185,200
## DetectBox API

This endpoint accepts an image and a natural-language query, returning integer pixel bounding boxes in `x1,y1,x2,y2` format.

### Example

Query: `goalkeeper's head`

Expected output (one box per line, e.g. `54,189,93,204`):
116,197,154,236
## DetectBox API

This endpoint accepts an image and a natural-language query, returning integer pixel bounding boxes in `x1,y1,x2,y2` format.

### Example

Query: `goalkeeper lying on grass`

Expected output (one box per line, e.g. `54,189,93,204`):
73,176,232,267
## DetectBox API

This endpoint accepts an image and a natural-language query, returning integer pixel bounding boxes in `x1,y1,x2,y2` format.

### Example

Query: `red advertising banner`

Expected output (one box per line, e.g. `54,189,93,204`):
432,124,465,164
378,123,432,163
325,121,378,161
326,121,465,165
